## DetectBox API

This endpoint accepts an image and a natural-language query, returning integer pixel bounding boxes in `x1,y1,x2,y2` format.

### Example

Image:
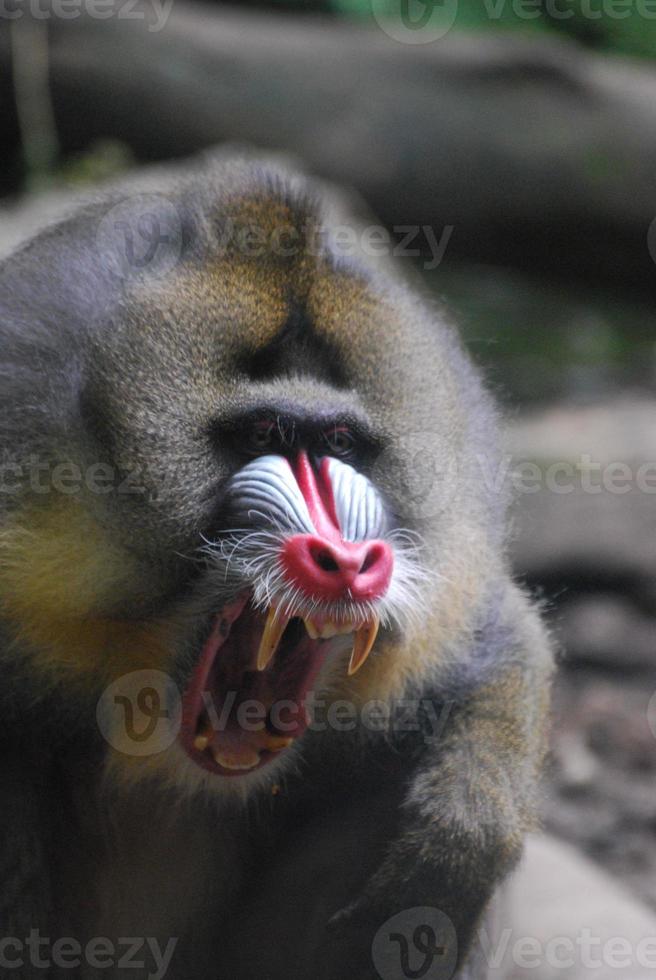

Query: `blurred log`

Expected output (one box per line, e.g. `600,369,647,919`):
2,5,656,292
507,398,656,607
556,595,656,670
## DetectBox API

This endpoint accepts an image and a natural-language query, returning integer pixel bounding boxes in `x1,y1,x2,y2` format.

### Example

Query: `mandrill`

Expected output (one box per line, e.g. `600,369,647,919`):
0,153,552,980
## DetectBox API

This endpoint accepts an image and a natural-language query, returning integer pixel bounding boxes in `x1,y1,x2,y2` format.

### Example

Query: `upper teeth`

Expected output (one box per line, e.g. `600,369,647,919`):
255,607,380,676
303,618,356,640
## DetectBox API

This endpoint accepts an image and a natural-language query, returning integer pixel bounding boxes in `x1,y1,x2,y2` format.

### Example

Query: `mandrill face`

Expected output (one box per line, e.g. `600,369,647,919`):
0,157,500,793
180,446,420,777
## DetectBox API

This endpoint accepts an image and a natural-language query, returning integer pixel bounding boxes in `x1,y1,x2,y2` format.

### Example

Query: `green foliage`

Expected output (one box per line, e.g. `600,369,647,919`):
421,261,656,403
59,140,134,187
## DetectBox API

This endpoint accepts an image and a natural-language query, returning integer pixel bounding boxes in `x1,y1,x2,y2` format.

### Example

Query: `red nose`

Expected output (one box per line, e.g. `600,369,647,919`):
281,534,393,603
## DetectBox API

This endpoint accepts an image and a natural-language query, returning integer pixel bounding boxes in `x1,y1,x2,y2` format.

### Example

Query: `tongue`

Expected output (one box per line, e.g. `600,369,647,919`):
206,726,293,771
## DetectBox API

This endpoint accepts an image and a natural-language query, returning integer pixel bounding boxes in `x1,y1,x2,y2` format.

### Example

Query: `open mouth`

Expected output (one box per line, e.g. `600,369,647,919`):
179,594,379,778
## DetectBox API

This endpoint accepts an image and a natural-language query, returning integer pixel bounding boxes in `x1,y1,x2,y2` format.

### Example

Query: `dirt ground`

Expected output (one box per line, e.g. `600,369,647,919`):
545,657,656,910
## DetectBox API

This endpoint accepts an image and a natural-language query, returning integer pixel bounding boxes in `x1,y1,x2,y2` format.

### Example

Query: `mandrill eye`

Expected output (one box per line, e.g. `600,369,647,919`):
323,425,356,459
246,420,277,454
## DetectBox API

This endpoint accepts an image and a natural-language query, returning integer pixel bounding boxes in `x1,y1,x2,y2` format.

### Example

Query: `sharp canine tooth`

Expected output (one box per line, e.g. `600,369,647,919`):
265,736,294,751
348,618,380,675
257,607,290,671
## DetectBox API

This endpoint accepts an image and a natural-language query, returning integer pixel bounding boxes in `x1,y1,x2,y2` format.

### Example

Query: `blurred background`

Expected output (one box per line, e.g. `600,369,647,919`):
0,0,655,909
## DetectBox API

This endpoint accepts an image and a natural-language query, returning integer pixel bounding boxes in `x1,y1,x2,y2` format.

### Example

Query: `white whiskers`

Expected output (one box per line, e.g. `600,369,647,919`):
201,523,431,634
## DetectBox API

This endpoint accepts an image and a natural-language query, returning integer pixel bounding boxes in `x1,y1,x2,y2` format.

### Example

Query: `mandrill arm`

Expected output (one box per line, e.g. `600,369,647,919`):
322,585,553,979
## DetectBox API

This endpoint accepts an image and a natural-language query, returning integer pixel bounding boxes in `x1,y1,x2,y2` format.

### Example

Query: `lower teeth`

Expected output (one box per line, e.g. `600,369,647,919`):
212,748,261,771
